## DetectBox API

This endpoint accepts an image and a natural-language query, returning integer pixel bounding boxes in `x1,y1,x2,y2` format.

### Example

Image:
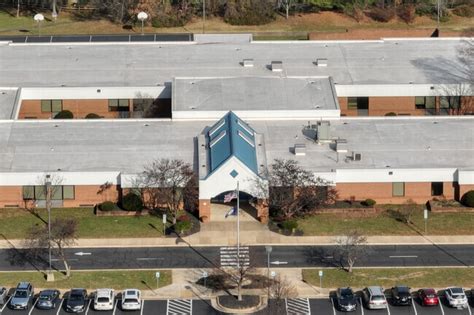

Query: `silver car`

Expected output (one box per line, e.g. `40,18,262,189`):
9,282,33,310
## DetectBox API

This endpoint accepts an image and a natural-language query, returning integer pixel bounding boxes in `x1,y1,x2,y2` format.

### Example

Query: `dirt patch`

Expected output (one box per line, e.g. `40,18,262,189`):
309,28,461,40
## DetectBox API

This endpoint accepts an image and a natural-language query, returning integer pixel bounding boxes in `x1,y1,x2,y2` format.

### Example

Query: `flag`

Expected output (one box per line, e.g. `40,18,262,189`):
224,191,237,203
225,207,237,218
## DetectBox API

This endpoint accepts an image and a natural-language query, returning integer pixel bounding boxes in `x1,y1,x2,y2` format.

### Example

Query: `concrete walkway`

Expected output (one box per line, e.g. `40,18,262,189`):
1,229,473,249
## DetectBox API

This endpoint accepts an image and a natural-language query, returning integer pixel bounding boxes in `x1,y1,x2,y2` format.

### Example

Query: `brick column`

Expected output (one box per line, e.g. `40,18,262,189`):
199,199,211,222
255,199,269,224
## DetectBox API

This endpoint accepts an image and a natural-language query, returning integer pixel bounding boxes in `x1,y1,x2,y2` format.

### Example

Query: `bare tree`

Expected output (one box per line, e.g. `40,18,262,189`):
335,230,368,273
24,218,78,278
396,199,417,225
268,275,297,312
256,159,337,220
139,158,194,224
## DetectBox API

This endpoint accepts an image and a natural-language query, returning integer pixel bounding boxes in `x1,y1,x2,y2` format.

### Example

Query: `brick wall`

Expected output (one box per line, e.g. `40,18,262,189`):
199,199,211,222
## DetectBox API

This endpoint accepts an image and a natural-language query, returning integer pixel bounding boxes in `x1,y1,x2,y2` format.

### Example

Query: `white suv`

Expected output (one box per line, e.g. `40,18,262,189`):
445,287,468,308
94,289,114,311
121,289,142,311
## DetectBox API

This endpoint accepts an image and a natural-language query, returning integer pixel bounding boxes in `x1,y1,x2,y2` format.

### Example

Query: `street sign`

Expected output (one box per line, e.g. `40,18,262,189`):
270,271,277,278
162,214,167,224
203,271,208,278
270,261,288,265
424,209,428,220
74,252,91,256
155,271,160,279
319,270,323,277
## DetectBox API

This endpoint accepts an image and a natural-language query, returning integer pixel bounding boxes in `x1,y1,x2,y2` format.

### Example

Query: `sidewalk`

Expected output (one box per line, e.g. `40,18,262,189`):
1,227,473,249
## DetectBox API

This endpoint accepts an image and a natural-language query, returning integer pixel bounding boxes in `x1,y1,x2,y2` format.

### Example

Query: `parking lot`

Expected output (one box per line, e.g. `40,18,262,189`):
0,296,473,315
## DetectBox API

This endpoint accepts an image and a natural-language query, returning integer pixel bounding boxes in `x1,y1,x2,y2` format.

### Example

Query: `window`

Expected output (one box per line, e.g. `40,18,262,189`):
440,96,460,109
22,185,75,200
392,182,405,197
415,96,435,109
41,100,63,113
108,99,130,112
347,97,358,110
431,182,443,196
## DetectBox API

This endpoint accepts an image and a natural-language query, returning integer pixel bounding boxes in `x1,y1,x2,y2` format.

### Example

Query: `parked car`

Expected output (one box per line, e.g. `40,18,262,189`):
93,289,114,311
445,287,468,308
0,286,8,305
66,289,88,313
362,286,387,309
36,290,61,310
336,287,357,312
391,286,412,306
121,289,142,311
418,288,439,306
9,282,33,310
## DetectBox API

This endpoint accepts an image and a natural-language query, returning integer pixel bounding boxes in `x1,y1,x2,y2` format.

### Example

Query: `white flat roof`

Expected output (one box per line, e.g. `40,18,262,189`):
0,38,469,88
0,88,18,119
0,117,472,175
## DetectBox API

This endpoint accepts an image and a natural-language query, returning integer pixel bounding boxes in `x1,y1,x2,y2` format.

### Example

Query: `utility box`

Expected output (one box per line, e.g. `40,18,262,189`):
317,121,331,141
243,59,254,67
316,58,328,67
271,61,283,72
294,143,306,156
336,139,348,153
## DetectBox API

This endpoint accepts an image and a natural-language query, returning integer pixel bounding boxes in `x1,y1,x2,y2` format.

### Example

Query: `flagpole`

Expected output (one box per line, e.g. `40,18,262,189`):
237,180,240,269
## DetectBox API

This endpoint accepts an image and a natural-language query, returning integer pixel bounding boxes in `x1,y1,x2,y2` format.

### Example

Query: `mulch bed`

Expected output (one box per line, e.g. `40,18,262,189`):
218,295,260,310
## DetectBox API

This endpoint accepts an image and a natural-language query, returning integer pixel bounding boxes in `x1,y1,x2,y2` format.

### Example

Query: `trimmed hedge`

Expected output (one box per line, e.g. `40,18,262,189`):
121,193,143,211
100,201,115,211
175,220,192,233
85,113,101,119
461,190,474,207
281,220,298,231
54,110,74,119
363,198,376,207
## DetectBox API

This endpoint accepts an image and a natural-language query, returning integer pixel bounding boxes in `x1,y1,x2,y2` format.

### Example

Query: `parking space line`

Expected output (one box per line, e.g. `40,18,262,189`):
140,300,144,315
468,304,472,315
359,298,364,315
112,299,118,315
330,297,336,315
0,295,12,313
85,299,92,315
56,299,64,315
411,301,418,315
386,303,391,315
28,298,39,315
439,301,445,315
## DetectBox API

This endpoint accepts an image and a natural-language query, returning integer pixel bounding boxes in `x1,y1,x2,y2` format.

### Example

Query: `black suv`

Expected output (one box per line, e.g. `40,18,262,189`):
391,286,412,306
336,287,358,312
66,289,88,313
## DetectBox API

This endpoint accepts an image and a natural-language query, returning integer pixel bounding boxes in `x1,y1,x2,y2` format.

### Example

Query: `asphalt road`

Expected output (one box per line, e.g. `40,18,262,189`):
0,296,473,315
0,245,473,271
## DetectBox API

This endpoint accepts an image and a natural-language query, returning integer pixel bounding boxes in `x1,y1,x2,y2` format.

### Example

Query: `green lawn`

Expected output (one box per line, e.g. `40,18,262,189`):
303,268,474,288
297,206,474,236
0,270,171,290
0,208,166,239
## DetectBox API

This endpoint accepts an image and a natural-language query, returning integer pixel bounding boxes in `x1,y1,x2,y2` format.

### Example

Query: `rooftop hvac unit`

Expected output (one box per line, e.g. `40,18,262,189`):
242,59,254,67
316,58,328,67
336,139,348,153
271,61,283,72
294,143,306,156
352,151,362,161
316,121,331,141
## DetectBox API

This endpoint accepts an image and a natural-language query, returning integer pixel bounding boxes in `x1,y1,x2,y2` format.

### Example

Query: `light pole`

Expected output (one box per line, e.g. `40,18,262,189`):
202,0,206,34
34,13,44,37
265,246,272,301
137,12,148,36
45,174,54,282
16,0,20,18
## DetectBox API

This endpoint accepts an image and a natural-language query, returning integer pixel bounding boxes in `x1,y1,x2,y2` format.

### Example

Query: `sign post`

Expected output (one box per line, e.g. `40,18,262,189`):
155,271,160,290
319,270,323,290
203,271,208,289
424,209,429,234
162,214,167,235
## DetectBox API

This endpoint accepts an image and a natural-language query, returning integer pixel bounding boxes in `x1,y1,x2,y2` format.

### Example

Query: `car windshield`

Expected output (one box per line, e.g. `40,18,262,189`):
426,294,436,298
70,294,83,301
97,297,109,303
123,298,138,304
450,288,463,294
340,290,354,299
397,287,409,293
453,294,466,299
14,290,27,298
39,295,52,301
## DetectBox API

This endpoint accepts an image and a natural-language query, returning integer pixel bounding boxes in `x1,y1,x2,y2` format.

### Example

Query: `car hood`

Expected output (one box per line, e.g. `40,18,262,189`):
67,300,85,308
10,297,28,305
339,298,357,306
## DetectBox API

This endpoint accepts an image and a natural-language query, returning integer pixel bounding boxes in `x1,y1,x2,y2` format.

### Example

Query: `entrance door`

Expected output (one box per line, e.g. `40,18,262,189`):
348,97,369,116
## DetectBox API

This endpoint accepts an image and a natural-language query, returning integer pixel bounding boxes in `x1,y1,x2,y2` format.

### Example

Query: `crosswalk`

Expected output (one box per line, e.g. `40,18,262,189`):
166,299,192,315
286,297,311,315
220,246,250,267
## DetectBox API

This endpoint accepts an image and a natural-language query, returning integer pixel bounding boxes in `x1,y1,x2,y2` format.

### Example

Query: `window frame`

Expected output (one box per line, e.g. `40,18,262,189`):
108,99,130,112
431,182,444,196
40,100,63,113
392,182,405,197
347,97,358,110
22,185,75,201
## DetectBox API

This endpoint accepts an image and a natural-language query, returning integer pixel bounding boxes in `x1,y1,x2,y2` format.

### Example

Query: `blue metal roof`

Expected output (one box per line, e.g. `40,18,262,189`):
207,111,258,176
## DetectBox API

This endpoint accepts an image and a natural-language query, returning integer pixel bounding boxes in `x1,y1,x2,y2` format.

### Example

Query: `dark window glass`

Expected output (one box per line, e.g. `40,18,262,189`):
431,182,443,196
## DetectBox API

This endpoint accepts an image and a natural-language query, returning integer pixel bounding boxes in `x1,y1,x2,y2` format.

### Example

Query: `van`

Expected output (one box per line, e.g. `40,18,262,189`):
362,286,387,309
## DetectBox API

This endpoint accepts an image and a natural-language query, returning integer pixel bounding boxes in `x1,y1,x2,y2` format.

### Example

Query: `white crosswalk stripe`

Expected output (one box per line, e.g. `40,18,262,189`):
286,298,311,315
220,246,250,267
166,299,192,315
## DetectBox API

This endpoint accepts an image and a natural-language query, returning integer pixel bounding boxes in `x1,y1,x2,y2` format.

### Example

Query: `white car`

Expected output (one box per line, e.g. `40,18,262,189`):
121,289,142,311
445,287,468,308
94,289,114,311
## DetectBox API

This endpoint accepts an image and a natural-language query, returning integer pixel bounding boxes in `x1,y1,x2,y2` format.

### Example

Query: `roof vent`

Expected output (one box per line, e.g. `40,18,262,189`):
335,139,348,153
294,144,306,156
242,59,254,67
316,58,328,67
316,121,331,141
271,61,283,72
352,151,362,161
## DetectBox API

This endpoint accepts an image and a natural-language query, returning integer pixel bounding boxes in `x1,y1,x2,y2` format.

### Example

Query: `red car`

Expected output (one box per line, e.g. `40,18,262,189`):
418,288,439,306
